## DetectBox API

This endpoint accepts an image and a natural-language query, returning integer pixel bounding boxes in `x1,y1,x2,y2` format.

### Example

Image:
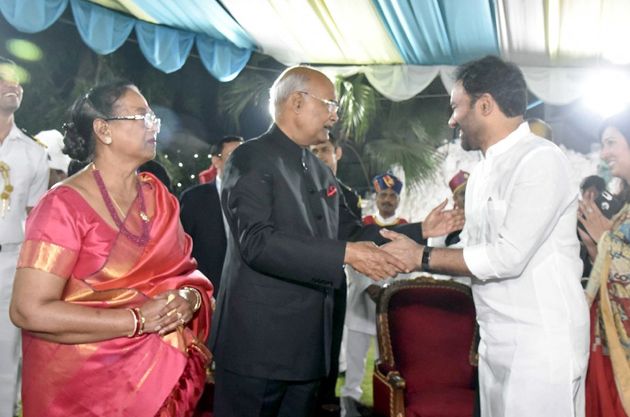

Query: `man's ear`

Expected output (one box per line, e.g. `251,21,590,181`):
211,155,221,169
478,93,494,116
289,92,303,113
334,146,343,161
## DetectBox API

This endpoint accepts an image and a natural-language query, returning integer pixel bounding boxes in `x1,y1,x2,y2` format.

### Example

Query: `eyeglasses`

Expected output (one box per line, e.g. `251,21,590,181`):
297,91,339,114
104,111,161,133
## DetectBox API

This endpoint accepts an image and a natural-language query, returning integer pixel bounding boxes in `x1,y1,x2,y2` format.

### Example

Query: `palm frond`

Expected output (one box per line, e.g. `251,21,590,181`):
365,111,444,186
218,70,274,131
336,74,379,145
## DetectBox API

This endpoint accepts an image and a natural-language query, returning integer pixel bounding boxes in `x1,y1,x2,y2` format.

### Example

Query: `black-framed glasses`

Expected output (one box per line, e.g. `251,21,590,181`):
104,111,161,133
297,91,339,114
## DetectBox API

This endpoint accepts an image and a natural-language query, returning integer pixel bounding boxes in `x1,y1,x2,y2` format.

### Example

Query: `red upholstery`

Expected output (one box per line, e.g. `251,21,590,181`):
406,388,475,417
373,277,477,417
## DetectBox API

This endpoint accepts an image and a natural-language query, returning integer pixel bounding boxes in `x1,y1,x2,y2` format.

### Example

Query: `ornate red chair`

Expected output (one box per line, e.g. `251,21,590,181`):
373,277,478,417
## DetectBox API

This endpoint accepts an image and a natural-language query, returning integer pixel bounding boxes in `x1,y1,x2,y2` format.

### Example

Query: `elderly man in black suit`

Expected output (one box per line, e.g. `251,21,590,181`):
179,135,243,291
210,66,463,417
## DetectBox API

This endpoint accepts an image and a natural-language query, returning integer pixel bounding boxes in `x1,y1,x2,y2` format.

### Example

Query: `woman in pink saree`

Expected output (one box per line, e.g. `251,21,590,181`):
9,81,213,417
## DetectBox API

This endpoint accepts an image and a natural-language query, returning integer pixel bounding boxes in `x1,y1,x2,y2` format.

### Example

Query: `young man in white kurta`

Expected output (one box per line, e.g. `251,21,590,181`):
461,122,589,416
0,58,49,417
380,56,589,417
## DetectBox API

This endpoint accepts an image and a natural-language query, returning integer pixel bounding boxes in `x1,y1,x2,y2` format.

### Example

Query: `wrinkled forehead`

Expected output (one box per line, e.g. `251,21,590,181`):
309,73,336,98
377,188,399,198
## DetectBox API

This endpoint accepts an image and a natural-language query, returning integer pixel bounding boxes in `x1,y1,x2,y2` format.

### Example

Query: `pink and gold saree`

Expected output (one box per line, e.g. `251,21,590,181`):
17,173,213,417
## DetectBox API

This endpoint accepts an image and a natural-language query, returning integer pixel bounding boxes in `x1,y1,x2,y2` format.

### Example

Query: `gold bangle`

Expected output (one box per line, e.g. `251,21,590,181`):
134,308,146,335
127,308,139,338
180,287,202,312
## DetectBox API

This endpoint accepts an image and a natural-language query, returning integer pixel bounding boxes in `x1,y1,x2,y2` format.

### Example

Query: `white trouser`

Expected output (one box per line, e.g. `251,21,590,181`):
0,249,20,417
340,328,379,401
338,326,347,373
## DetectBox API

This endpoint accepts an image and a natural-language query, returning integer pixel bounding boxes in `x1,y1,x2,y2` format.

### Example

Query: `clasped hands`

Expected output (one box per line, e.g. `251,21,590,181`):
577,195,612,261
132,288,200,336
347,200,464,281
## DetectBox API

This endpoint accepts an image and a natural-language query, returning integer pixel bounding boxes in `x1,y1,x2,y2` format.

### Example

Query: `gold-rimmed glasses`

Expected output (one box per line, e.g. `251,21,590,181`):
297,91,339,114
104,111,161,133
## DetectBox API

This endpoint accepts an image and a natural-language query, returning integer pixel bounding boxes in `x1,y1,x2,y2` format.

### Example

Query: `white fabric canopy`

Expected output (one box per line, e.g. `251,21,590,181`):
321,64,595,105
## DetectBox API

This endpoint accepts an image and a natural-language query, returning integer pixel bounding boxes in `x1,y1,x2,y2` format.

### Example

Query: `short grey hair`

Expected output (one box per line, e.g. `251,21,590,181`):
268,66,311,121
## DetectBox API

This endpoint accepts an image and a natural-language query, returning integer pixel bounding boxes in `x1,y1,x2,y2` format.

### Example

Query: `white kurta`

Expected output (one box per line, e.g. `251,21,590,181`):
461,123,589,417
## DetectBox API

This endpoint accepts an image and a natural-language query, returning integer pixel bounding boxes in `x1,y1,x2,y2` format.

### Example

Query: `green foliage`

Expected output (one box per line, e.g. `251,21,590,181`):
218,55,278,131
364,102,444,186
336,74,378,145
336,78,445,188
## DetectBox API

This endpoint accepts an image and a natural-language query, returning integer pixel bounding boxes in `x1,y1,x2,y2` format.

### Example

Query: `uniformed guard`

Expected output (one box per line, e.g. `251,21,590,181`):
0,56,48,417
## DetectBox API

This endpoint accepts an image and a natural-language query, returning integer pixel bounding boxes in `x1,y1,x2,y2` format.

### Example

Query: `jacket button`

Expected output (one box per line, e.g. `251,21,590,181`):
309,188,316,194
316,214,323,220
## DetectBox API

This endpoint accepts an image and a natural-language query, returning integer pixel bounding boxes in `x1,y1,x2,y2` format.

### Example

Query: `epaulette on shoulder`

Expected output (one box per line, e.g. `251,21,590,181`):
21,128,47,148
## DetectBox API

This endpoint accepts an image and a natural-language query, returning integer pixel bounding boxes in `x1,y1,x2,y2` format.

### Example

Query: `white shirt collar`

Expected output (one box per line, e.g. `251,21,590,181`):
1,123,21,147
215,175,222,192
375,212,401,226
485,122,530,160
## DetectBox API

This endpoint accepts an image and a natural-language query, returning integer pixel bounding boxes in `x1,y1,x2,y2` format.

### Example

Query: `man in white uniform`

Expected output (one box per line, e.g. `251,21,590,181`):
0,57,48,417
341,173,411,416
381,55,589,417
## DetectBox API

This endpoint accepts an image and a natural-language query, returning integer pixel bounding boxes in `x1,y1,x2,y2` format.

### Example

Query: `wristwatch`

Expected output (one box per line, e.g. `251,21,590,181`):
421,246,433,271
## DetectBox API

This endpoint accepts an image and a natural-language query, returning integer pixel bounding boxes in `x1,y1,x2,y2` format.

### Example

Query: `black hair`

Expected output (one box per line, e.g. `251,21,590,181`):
67,159,89,177
211,135,244,156
455,55,527,117
580,175,606,194
328,132,341,148
600,107,630,202
63,80,136,162
138,159,173,192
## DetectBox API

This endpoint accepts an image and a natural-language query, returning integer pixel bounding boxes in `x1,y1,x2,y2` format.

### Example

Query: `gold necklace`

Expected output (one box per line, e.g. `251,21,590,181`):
109,194,128,219
0,161,13,218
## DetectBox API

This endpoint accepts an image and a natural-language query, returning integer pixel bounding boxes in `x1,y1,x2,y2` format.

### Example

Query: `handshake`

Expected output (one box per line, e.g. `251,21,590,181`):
344,200,464,281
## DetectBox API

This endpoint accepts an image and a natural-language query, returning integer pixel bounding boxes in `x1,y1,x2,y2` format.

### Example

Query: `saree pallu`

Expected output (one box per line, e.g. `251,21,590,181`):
17,173,213,417
585,204,630,417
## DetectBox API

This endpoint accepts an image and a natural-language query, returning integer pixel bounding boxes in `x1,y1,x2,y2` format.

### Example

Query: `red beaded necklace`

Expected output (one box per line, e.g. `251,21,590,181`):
91,164,150,246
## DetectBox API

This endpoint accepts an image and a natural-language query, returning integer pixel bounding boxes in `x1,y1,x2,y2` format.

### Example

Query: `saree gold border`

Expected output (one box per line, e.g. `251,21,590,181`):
18,240,78,278
598,249,630,415
84,178,156,290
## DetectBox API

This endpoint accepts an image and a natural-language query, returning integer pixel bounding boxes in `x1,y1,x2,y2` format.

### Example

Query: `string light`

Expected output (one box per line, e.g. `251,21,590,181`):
193,154,198,158
178,162,183,167
177,182,182,188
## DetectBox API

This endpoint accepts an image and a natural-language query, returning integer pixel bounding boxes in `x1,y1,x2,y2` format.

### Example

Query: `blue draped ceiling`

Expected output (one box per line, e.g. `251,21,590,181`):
0,0,253,81
1,0,628,89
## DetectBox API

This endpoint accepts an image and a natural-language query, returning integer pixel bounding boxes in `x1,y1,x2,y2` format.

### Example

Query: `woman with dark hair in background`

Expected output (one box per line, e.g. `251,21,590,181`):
582,108,630,417
9,81,212,417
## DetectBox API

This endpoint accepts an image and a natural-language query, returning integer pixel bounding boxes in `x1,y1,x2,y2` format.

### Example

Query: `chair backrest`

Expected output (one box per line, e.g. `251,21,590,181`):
376,277,477,395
